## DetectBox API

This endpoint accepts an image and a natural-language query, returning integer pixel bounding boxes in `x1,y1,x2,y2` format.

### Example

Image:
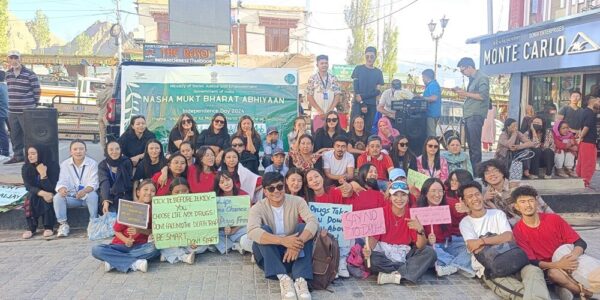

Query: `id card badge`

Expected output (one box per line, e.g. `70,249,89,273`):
78,185,85,192
323,92,329,100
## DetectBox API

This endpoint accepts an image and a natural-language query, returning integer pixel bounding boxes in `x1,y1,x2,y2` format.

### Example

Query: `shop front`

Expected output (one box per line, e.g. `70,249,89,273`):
468,10,600,151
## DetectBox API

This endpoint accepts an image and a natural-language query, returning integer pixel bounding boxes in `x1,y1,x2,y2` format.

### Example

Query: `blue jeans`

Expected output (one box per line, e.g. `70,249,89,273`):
92,243,159,272
464,115,484,168
252,224,313,280
434,236,475,277
53,192,99,223
0,117,9,156
216,226,247,254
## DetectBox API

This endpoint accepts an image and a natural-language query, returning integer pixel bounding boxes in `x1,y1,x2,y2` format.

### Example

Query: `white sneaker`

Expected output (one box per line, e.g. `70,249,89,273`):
0,155,10,162
435,262,458,277
57,223,70,237
338,259,350,278
555,285,574,300
279,275,296,300
159,254,166,262
239,234,254,253
103,262,113,272
183,253,195,265
131,259,148,273
232,242,244,255
377,271,401,285
250,254,255,264
294,277,312,300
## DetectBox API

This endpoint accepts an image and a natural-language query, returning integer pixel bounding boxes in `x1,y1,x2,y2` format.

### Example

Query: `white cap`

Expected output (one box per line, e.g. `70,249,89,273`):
7,50,21,57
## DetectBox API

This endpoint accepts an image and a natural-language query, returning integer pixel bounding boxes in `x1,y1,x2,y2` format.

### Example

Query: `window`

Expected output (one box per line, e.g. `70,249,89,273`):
265,27,289,52
231,24,247,54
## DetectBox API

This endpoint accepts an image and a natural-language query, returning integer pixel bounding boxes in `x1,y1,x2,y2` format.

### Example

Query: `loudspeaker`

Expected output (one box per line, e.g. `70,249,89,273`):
23,108,59,164
395,114,427,156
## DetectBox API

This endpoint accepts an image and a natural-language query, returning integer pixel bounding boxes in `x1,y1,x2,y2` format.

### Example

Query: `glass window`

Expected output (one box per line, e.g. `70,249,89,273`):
528,74,582,124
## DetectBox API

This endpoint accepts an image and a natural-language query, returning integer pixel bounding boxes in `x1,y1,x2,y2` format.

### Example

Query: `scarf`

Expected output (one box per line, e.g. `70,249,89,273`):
103,151,133,195
552,120,574,143
377,117,400,146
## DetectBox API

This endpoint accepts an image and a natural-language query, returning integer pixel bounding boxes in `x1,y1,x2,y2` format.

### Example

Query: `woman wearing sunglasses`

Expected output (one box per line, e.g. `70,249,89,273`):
233,115,262,163
313,111,346,152
231,136,260,175
417,178,474,278
389,135,417,172
197,113,231,165
416,137,449,183
362,180,436,285
168,113,200,155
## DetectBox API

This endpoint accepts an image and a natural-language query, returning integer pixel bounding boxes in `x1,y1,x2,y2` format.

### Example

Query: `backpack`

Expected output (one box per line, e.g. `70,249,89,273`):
475,233,529,279
310,231,339,291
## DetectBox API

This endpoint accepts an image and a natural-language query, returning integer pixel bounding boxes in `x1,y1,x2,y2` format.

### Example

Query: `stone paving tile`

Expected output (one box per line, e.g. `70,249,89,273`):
1,227,599,299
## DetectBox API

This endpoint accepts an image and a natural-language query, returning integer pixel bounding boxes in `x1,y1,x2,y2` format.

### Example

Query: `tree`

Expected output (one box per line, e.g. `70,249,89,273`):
380,20,398,82
74,33,93,56
0,0,8,53
26,10,51,50
345,0,375,65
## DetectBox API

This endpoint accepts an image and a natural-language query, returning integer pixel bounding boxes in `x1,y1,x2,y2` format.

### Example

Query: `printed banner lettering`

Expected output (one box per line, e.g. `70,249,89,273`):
341,207,386,240
309,203,353,247
216,195,250,227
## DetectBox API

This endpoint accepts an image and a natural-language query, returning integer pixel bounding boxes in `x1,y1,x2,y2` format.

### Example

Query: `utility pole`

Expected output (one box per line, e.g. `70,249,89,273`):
236,0,241,67
115,0,122,64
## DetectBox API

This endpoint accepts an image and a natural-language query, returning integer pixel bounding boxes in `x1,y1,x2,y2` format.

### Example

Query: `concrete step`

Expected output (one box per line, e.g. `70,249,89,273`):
0,207,90,230
522,176,585,191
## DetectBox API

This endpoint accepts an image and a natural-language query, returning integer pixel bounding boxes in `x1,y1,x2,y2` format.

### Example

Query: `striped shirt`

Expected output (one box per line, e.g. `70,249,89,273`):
6,67,40,113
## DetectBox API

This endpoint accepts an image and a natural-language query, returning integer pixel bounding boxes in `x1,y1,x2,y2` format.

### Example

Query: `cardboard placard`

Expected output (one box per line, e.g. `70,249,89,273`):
117,199,150,229
409,205,452,226
341,207,386,240
407,169,430,190
216,195,250,227
152,192,219,249
309,202,353,247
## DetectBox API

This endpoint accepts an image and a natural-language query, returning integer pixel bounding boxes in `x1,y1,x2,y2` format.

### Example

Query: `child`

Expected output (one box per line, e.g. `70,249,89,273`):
262,126,284,168
214,170,249,254
552,120,578,178
263,148,288,176
91,179,159,273
159,177,201,265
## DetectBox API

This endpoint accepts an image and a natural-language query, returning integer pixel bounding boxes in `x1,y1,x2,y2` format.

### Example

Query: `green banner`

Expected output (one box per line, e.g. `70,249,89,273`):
216,195,250,227
332,64,356,82
152,192,219,249
121,66,299,150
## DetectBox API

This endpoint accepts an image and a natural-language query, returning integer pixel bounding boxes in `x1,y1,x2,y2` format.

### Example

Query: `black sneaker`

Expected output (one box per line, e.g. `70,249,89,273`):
3,157,25,165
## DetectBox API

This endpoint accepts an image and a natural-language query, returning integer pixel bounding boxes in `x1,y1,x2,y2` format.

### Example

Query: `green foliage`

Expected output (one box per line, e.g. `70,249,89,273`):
26,10,51,50
0,0,8,53
74,33,93,56
380,23,398,83
345,0,375,65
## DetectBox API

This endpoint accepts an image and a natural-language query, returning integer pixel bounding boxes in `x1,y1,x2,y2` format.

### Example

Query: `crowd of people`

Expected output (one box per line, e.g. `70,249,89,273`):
6,47,600,300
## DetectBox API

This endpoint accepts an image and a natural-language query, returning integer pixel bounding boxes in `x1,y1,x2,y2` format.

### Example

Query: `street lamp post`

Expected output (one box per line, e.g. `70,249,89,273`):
427,16,449,75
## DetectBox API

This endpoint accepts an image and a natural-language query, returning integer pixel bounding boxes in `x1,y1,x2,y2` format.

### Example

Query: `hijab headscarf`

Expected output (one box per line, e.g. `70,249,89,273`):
377,117,400,147
552,120,574,143
103,142,133,193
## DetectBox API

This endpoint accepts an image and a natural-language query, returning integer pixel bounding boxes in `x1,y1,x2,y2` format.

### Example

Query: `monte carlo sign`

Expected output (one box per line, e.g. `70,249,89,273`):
478,13,600,75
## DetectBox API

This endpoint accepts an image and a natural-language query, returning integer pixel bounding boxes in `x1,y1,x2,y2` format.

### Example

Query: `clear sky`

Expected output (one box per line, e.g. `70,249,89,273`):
8,0,509,87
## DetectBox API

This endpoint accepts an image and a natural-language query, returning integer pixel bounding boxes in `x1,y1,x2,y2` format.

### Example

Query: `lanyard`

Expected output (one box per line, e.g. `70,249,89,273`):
317,73,329,90
72,164,86,185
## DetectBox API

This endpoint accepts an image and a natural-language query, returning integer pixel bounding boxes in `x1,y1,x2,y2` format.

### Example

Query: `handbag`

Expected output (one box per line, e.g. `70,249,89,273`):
87,212,117,241
507,150,535,181
474,233,529,278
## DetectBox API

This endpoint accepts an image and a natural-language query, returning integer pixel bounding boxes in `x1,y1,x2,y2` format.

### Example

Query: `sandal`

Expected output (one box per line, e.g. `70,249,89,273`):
22,231,33,239
43,229,54,238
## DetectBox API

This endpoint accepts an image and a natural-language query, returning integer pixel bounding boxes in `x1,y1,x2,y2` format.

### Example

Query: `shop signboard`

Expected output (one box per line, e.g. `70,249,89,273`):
143,43,217,65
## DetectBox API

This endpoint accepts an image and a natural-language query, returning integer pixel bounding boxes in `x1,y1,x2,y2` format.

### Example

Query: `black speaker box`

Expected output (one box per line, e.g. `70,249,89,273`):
23,108,59,164
395,114,427,156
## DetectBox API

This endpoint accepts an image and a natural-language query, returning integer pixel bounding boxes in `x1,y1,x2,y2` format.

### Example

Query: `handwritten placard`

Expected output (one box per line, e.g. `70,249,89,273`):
117,199,150,229
409,205,451,226
309,203,353,247
407,169,429,190
152,192,219,249
0,185,27,206
341,207,386,240
216,195,250,227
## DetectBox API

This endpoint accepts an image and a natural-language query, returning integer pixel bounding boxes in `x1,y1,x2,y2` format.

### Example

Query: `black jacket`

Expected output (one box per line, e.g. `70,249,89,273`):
197,128,231,151
98,158,133,210
117,129,156,159
22,161,59,200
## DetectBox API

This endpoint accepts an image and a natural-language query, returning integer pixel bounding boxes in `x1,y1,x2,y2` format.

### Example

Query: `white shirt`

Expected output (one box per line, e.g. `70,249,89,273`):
55,156,99,194
459,209,512,278
271,205,286,236
322,150,354,176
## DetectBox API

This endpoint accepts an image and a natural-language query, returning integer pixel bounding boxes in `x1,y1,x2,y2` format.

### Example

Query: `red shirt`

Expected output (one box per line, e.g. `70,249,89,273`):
375,204,417,245
151,172,173,196
513,213,580,262
111,221,150,245
343,189,386,211
313,187,343,204
447,196,467,236
357,152,393,180
187,165,216,193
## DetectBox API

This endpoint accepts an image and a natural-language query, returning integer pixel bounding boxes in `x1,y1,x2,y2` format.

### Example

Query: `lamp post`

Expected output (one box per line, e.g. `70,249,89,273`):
427,16,449,76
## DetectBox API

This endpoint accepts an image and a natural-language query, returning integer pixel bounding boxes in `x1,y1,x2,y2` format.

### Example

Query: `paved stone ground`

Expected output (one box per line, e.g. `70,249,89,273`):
1,218,599,300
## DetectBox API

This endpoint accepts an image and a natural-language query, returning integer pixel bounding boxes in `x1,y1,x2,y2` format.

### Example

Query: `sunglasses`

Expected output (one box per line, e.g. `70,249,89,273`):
427,144,439,149
232,143,244,147
265,183,285,193
398,142,408,147
8,55,19,59
326,118,338,123
182,119,193,125
214,119,225,124
390,181,408,191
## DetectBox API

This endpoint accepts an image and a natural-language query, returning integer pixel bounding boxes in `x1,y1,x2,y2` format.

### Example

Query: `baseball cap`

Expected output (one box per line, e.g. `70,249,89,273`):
267,126,278,135
389,181,409,194
389,168,407,181
273,148,285,156
7,50,20,57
